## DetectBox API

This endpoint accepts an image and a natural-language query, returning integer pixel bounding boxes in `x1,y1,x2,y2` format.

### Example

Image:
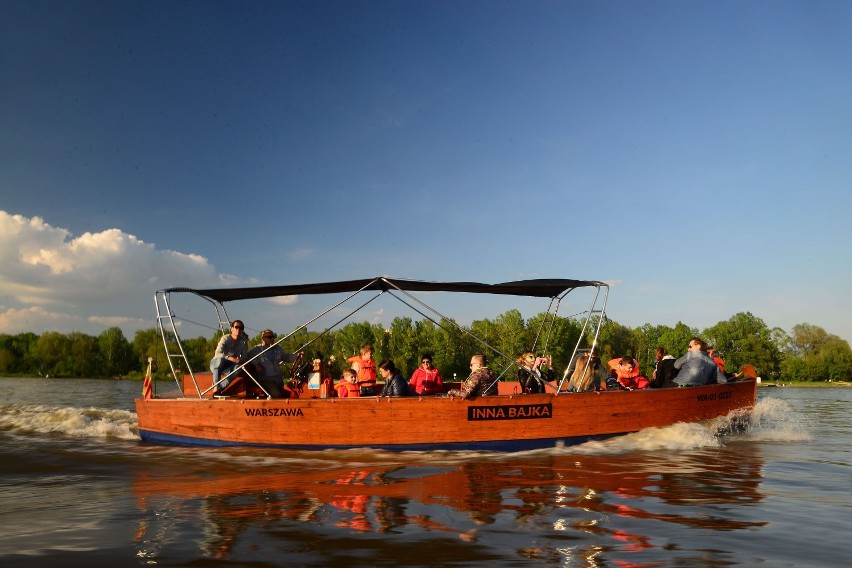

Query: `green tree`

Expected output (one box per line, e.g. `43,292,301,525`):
596,318,634,362
334,322,378,362
183,336,214,375
433,317,471,381
0,333,39,374
657,322,698,360
817,338,852,381
632,323,667,372
785,324,852,381
98,327,134,377
33,332,72,377
494,309,528,364
386,317,419,376
703,312,780,378
68,332,100,377
527,313,583,371
133,328,169,378
789,323,832,357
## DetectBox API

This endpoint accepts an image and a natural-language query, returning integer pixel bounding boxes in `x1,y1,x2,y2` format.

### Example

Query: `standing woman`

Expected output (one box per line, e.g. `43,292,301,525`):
516,350,554,394
378,360,411,397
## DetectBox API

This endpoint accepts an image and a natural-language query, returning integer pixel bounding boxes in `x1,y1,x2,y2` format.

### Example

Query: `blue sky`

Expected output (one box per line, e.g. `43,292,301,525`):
2,0,851,345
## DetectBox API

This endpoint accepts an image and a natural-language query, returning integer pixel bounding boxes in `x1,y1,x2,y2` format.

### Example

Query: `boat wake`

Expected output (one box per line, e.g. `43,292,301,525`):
733,396,813,442
567,396,811,455
0,402,138,441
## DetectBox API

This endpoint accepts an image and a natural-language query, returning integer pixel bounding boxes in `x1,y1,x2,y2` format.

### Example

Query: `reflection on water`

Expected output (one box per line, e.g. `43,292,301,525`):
132,438,768,564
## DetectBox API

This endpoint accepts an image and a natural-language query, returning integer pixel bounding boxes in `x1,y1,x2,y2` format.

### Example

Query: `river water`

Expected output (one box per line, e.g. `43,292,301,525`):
0,377,848,567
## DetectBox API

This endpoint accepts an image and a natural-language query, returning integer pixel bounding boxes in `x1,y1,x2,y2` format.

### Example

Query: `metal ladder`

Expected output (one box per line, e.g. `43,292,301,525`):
154,289,230,398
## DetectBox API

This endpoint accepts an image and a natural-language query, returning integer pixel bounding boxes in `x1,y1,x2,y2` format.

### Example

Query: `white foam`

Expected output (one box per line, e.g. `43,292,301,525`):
0,403,138,440
739,397,814,442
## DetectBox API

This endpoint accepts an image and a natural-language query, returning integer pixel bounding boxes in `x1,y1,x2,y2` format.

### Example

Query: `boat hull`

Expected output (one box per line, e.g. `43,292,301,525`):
135,380,756,451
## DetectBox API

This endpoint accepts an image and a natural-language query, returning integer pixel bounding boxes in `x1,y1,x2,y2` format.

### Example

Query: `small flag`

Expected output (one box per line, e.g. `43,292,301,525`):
142,357,153,400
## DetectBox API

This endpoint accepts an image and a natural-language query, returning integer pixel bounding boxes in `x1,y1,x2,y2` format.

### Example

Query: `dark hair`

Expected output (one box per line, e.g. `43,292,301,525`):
378,359,397,374
655,346,668,360
421,353,433,361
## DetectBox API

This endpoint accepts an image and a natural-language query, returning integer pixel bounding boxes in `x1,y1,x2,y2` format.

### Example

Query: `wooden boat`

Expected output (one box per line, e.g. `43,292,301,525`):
135,276,757,450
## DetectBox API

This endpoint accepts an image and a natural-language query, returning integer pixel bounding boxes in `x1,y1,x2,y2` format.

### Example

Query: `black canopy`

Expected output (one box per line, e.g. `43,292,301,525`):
165,276,605,303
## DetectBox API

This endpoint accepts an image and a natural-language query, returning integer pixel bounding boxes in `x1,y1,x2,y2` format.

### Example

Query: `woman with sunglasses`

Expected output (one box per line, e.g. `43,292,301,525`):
209,320,249,394
516,350,554,394
408,354,444,395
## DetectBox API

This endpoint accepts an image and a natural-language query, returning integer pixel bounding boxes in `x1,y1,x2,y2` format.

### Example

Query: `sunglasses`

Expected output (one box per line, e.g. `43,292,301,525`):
422,360,432,364
233,325,244,330
262,335,274,339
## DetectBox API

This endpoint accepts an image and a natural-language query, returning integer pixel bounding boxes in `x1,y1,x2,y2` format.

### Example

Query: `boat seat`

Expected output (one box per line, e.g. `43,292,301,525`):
216,373,266,398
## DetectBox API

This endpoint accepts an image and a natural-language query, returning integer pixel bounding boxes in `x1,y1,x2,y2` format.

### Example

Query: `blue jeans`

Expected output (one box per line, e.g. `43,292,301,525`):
210,357,236,390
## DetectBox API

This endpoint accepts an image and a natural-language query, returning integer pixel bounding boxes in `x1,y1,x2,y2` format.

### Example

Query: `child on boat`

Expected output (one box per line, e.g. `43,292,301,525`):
335,368,361,398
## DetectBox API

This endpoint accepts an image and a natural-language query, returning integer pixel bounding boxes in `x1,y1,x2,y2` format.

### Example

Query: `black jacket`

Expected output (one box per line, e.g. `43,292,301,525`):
381,373,411,397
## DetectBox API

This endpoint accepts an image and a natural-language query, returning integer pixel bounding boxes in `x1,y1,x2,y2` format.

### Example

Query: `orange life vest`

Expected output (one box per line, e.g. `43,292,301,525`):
347,355,377,387
607,357,649,389
335,381,360,398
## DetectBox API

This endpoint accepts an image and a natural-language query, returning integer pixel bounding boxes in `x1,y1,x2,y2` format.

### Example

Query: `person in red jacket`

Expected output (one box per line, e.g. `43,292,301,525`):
409,353,444,395
607,356,650,390
707,348,726,372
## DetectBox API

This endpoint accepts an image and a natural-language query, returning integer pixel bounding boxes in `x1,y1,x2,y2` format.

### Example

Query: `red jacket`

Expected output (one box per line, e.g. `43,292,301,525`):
409,367,443,395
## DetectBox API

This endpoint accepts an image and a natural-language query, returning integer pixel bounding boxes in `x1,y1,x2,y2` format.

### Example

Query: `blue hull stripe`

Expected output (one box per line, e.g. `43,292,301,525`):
138,429,622,452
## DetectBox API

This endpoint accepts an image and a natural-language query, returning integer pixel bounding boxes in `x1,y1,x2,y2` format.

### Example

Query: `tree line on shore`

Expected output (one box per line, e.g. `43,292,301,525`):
1,311,850,383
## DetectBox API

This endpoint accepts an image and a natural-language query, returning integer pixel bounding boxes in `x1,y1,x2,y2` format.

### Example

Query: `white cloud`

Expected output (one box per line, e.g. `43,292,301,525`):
0,211,224,335
269,296,299,306
0,305,81,332
88,315,152,328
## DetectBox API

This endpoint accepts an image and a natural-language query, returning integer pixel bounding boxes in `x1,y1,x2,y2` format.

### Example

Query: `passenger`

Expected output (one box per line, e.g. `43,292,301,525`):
409,353,444,395
707,348,726,372
734,364,758,381
650,346,678,388
516,350,554,394
245,329,298,398
335,368,361,398
378,360,411,397
566,346,605,388
607,356,650,390
673,337,728,387
209,320,249,393
347,344,377,396
566,354,603,392
447,354,497,399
